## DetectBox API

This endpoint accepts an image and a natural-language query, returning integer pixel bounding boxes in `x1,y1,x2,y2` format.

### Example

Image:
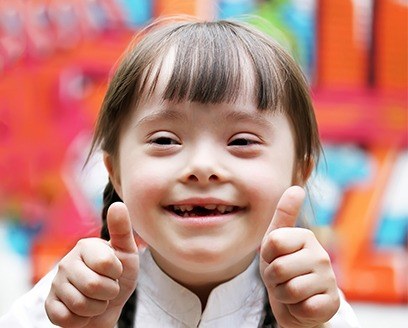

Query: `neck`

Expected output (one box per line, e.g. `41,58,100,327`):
182,281,220,309
149,249,257,310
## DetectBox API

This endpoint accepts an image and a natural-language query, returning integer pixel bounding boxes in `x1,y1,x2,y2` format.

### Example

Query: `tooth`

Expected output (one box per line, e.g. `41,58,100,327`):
173,205,181,211
217,205,227,213
204,204,217,210
225,206,234,213
179,205,193,212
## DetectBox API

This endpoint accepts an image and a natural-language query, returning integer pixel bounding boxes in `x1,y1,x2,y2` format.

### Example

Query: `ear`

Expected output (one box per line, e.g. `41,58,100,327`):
293,158,315,186
103,152,123,199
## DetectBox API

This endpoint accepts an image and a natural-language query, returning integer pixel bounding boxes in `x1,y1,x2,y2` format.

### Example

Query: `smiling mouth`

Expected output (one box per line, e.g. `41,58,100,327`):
165,205,243,218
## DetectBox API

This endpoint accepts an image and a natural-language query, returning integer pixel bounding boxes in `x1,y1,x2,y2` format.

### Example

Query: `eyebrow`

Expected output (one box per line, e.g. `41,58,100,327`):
222,110,275,129
134,106,275,129
134,108,187,128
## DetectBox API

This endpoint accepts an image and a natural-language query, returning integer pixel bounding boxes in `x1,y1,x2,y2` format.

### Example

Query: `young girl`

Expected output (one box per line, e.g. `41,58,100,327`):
0,17,361,327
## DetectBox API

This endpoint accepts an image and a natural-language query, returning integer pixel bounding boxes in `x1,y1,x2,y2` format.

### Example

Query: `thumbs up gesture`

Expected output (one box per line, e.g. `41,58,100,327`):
260,186,340,328
45,202,139,328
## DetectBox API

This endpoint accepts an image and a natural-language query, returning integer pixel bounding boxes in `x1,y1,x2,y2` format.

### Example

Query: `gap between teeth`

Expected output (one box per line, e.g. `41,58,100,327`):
173,205,234,214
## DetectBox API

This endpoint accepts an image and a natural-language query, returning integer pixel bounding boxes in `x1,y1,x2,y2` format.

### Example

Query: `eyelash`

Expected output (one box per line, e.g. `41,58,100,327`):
228,138,260,146
147,134,261,149
149,136,180,145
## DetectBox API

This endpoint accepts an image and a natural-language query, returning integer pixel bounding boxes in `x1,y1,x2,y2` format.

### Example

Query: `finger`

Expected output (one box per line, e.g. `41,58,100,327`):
45,294,90,328
272,273,326,304
67,258,120,300
287,293,340,322
262,247,313,286
260,227,313,264
265,185,305,235
108,202,138,254
77,238,123,280
54,280,109,317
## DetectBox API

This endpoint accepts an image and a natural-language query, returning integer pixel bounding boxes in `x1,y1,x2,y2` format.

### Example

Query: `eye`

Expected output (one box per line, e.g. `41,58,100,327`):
150,136,180,145
228,134,261,147
228,138,258,146
228,133,263,158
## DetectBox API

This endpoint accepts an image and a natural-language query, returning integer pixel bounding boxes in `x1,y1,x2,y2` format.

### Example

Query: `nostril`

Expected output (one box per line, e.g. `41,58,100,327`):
209,174,218,181
187,173,219,183
188,175,199,182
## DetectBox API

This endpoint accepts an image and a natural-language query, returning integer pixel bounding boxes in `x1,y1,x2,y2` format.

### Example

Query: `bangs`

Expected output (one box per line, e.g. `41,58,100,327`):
136,20,290,110
95,18,318,169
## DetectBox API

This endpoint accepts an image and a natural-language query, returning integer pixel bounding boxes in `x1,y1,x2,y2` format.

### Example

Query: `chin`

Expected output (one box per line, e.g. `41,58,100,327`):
177,244,254,273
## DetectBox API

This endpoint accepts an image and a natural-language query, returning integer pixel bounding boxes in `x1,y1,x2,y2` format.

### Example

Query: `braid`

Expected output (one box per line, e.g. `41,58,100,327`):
118,290,137,328
100,181,137,327
261,294,276,327
100,180,122,241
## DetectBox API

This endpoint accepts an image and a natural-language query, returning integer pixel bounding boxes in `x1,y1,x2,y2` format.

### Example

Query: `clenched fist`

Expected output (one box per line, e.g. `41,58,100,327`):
45,202,139,328
260,186,340,328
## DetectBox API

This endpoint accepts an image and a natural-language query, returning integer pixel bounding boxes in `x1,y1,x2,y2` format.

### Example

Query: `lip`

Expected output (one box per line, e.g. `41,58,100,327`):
167,197,238,206
162,197,246,227
164,208,244,228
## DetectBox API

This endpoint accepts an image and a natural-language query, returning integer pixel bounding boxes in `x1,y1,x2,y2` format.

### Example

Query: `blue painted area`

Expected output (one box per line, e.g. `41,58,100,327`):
306,144,373,226
375,151,408,248
5,219,42,256
117,0,152,27
218,0,256,19
375,214,407,247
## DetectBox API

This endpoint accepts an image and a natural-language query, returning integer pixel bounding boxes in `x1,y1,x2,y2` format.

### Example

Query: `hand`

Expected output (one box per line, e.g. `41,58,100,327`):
45,202,139,328
259,186,340,328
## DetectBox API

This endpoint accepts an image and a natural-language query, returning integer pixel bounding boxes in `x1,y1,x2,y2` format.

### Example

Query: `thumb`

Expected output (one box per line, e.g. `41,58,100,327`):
265,185,306,235
107,202,138,254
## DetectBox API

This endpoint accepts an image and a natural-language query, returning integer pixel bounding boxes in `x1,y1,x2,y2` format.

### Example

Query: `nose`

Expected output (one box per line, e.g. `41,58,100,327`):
180,144,227,185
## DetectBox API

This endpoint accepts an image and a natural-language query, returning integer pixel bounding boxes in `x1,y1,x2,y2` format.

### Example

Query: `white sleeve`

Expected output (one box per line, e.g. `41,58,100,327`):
326,290,361,328
0,267,59,328
273,290,361,328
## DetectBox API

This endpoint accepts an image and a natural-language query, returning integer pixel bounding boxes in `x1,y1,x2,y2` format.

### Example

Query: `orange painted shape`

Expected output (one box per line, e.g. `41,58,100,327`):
317,0,370,88
336,147,396,263
154,0,197,16
375,0,408,90
335,146,408,302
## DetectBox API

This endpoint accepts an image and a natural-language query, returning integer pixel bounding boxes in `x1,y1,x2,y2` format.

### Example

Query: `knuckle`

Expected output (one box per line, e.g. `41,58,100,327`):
110,280,121,297
331,291,341,313
317,250,331,267
83,276,120,300
69,297,89,314
44,298,56,319
262,265,276,288
266,231,282,252
76,238,91,249
303,300,321,317
57,259,70,275
327,271,337,287
303,228,316,240
285,280,302,300
293,298,321,319
45,302,72,326
83,277,105,295
95,253,118,272
270,258,285,278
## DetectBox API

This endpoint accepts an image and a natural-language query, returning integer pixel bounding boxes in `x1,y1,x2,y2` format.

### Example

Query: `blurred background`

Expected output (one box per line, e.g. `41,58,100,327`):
0,0,407,326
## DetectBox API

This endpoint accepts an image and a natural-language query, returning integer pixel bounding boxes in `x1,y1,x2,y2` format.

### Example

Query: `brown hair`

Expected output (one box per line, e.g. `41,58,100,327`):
90,17,321,174
90,17,321,326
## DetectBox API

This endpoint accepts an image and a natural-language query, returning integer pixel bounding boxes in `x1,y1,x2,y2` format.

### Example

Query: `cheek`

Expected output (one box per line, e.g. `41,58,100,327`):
118,158,167,219
238,156,295,223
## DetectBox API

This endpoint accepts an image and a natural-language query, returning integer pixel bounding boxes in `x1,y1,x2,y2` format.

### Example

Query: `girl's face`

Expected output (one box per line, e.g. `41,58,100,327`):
106,81,300,286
